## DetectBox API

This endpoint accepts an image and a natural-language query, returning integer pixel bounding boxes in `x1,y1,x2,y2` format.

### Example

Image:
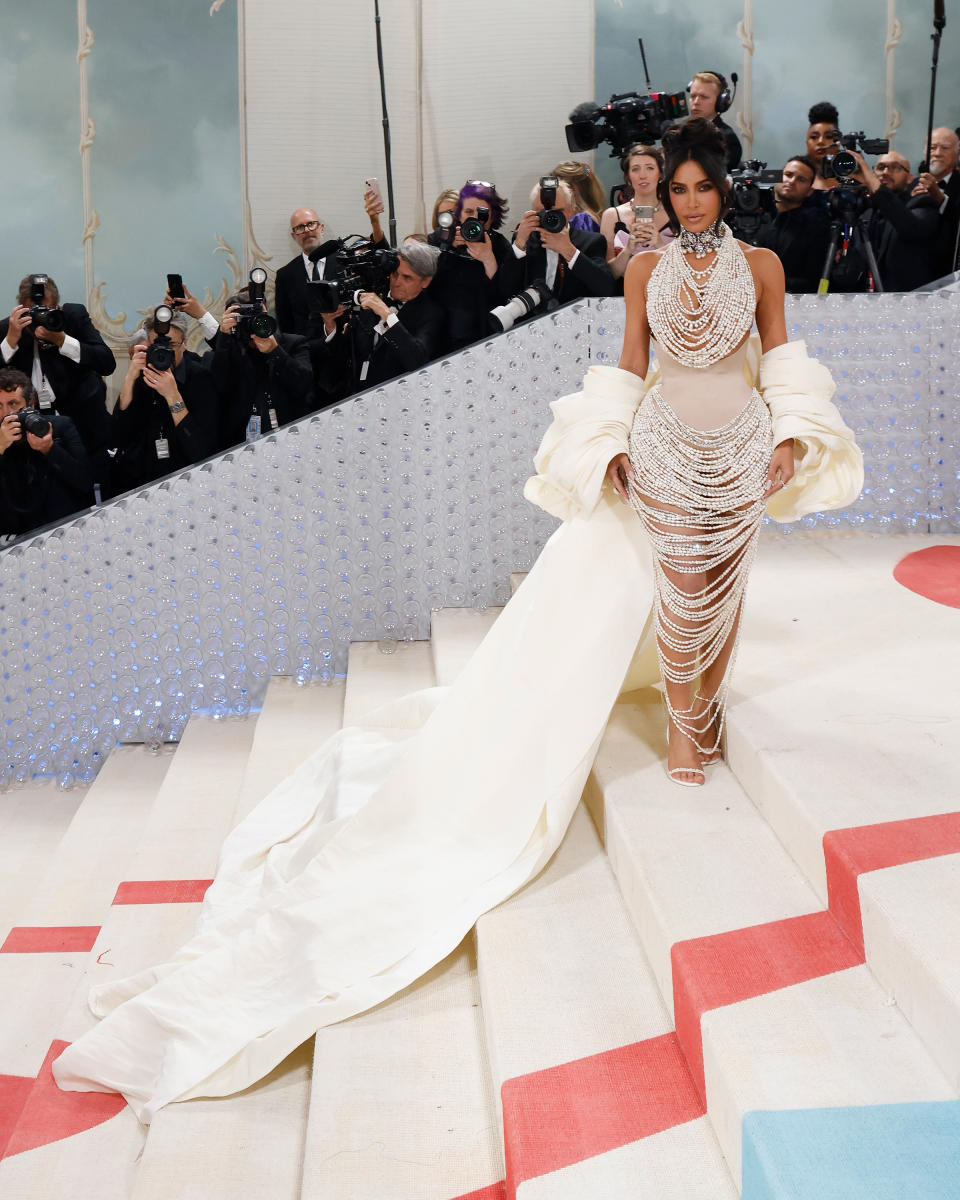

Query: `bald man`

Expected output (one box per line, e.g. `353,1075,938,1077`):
855,150,940,289
274,207,329,338
873,150,914,196
913,127,960,276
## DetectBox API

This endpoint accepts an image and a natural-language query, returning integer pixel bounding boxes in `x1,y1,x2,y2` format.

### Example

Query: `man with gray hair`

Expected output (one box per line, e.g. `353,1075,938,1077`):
499,177,614,312
912,126,960,276
312,238,446,398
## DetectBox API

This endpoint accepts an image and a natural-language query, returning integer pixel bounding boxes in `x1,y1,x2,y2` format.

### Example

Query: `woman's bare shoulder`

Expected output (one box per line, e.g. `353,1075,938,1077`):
625,249,663,282
741,243,785,291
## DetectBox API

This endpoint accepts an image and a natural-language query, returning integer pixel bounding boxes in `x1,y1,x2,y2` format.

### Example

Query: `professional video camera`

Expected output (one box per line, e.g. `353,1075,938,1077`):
27,274,65,335
233,267,279,339
145,305,177,371
565,90,688,158
15,407,51,438
823,131,889,183
309,236,401,313
725,160,779,244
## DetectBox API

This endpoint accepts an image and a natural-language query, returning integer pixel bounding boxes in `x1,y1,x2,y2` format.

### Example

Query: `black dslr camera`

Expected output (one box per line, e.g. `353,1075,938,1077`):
310,237,401,314
145,305,177,371
823,131,889,184
234,268,278,339
537,176,567,234
460,206,490,243
27,274,65,335
16,407,51,438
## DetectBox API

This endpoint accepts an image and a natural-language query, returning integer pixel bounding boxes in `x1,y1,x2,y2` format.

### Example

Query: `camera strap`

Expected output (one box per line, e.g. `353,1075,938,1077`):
30,346,56,409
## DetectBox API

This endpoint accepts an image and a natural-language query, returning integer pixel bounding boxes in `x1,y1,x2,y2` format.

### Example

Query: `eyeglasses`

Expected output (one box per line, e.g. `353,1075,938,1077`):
291,220,320,235
875,163,907,173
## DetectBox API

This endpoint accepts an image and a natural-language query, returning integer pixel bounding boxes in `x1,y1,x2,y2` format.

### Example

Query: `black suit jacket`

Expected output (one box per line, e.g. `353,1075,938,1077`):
933,171,960,277
0,303,116,454
313,289,446,398
275,255,329,337
209,331,314,450
111,355,220,493
757,199,832,293
498,226,616,306
868,187,940,291
0,412,94,536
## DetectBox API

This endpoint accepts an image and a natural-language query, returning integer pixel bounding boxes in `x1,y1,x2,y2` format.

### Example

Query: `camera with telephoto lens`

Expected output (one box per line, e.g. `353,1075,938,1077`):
310,237,401,314
537,176,568,234
145,305,177,371
565,90,689,158
489,279,557,333
27,274,65,335
233,267,278,339
823,131,889,184
16,407,51,438
460,206,490,243
725,160,779,245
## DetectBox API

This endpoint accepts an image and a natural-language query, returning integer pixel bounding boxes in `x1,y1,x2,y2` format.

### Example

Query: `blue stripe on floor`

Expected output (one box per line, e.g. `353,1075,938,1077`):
742,1100,960,1200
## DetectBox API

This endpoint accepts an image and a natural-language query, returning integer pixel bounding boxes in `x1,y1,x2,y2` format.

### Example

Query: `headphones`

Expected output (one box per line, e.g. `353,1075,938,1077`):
687,71,733,115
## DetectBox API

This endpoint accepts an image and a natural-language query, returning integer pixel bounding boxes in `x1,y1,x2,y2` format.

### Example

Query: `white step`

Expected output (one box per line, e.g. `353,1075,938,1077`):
430,607,502,687
860,852,960,1091
342,640,435,725
300,643,501,1199
0,718,256,1199
132,680,345,1200
730,531,960,902
476,802,735,1198
0,785,86,938
0,748,173,1080
589,689,954,1194
301,942,502,1200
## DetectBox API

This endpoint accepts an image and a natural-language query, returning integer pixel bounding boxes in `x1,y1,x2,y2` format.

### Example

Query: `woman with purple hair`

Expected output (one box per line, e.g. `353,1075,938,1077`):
429,180,514,350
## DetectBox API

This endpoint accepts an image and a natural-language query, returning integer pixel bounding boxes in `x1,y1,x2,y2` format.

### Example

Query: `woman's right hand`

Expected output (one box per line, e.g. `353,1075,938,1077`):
606,452,635,501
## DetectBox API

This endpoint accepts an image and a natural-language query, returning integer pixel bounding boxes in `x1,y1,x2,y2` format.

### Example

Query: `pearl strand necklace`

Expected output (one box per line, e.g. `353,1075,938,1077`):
647,222,755,369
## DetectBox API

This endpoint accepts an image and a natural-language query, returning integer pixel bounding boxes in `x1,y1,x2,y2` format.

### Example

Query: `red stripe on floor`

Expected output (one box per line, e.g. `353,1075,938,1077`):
0,926,100,954
2,1041,126,1159
449,1183,506,1200
112,879,214,904
0,1074,33,1159
672,910,862,1099
824,811,960,954
893,545,960,608
501,1032,703,1194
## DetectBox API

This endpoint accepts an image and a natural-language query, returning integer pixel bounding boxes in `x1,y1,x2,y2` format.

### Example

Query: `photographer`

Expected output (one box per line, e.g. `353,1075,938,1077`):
499,178,615,307
851,152,940,291
756,155,831,293
429,181,513,350
312,239,445,397
276,193,390,337
111,309,219,493
0,274,115,497
806,101,843,191
210,283,313,449
0,369,93,538
687,71,742,169
912,127,960,278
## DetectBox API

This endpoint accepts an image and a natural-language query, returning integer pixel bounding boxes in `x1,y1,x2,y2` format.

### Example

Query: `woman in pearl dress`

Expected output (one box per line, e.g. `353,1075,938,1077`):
53,121,860,1118
606,118,795,787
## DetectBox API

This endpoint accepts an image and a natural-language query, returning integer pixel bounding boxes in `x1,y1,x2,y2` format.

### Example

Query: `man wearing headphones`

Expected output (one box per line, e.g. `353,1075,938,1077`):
688,71,742,169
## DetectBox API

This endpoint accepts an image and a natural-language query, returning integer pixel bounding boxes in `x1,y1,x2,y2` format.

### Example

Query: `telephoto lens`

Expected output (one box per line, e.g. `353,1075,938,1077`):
537,207,567,233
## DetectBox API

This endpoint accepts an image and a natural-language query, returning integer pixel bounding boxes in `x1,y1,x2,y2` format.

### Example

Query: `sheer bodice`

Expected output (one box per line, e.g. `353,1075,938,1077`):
653,337,755,432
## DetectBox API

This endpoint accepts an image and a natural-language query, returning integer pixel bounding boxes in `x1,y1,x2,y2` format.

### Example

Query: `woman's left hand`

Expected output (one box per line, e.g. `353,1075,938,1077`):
764,439,795,497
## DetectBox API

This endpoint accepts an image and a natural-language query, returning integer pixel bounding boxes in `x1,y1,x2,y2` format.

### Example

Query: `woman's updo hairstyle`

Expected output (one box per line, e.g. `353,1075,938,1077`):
658,117,730,235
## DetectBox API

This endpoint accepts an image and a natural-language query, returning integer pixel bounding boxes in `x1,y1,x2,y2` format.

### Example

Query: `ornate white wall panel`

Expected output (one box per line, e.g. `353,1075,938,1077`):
241,0,595,268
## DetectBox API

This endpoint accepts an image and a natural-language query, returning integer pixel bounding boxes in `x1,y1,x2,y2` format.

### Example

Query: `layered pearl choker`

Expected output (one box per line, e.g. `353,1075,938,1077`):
647,222,755,369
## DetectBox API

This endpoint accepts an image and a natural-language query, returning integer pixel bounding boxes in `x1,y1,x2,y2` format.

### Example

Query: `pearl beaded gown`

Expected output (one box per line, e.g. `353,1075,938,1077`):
52,228,862,1122
629,227,771,756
